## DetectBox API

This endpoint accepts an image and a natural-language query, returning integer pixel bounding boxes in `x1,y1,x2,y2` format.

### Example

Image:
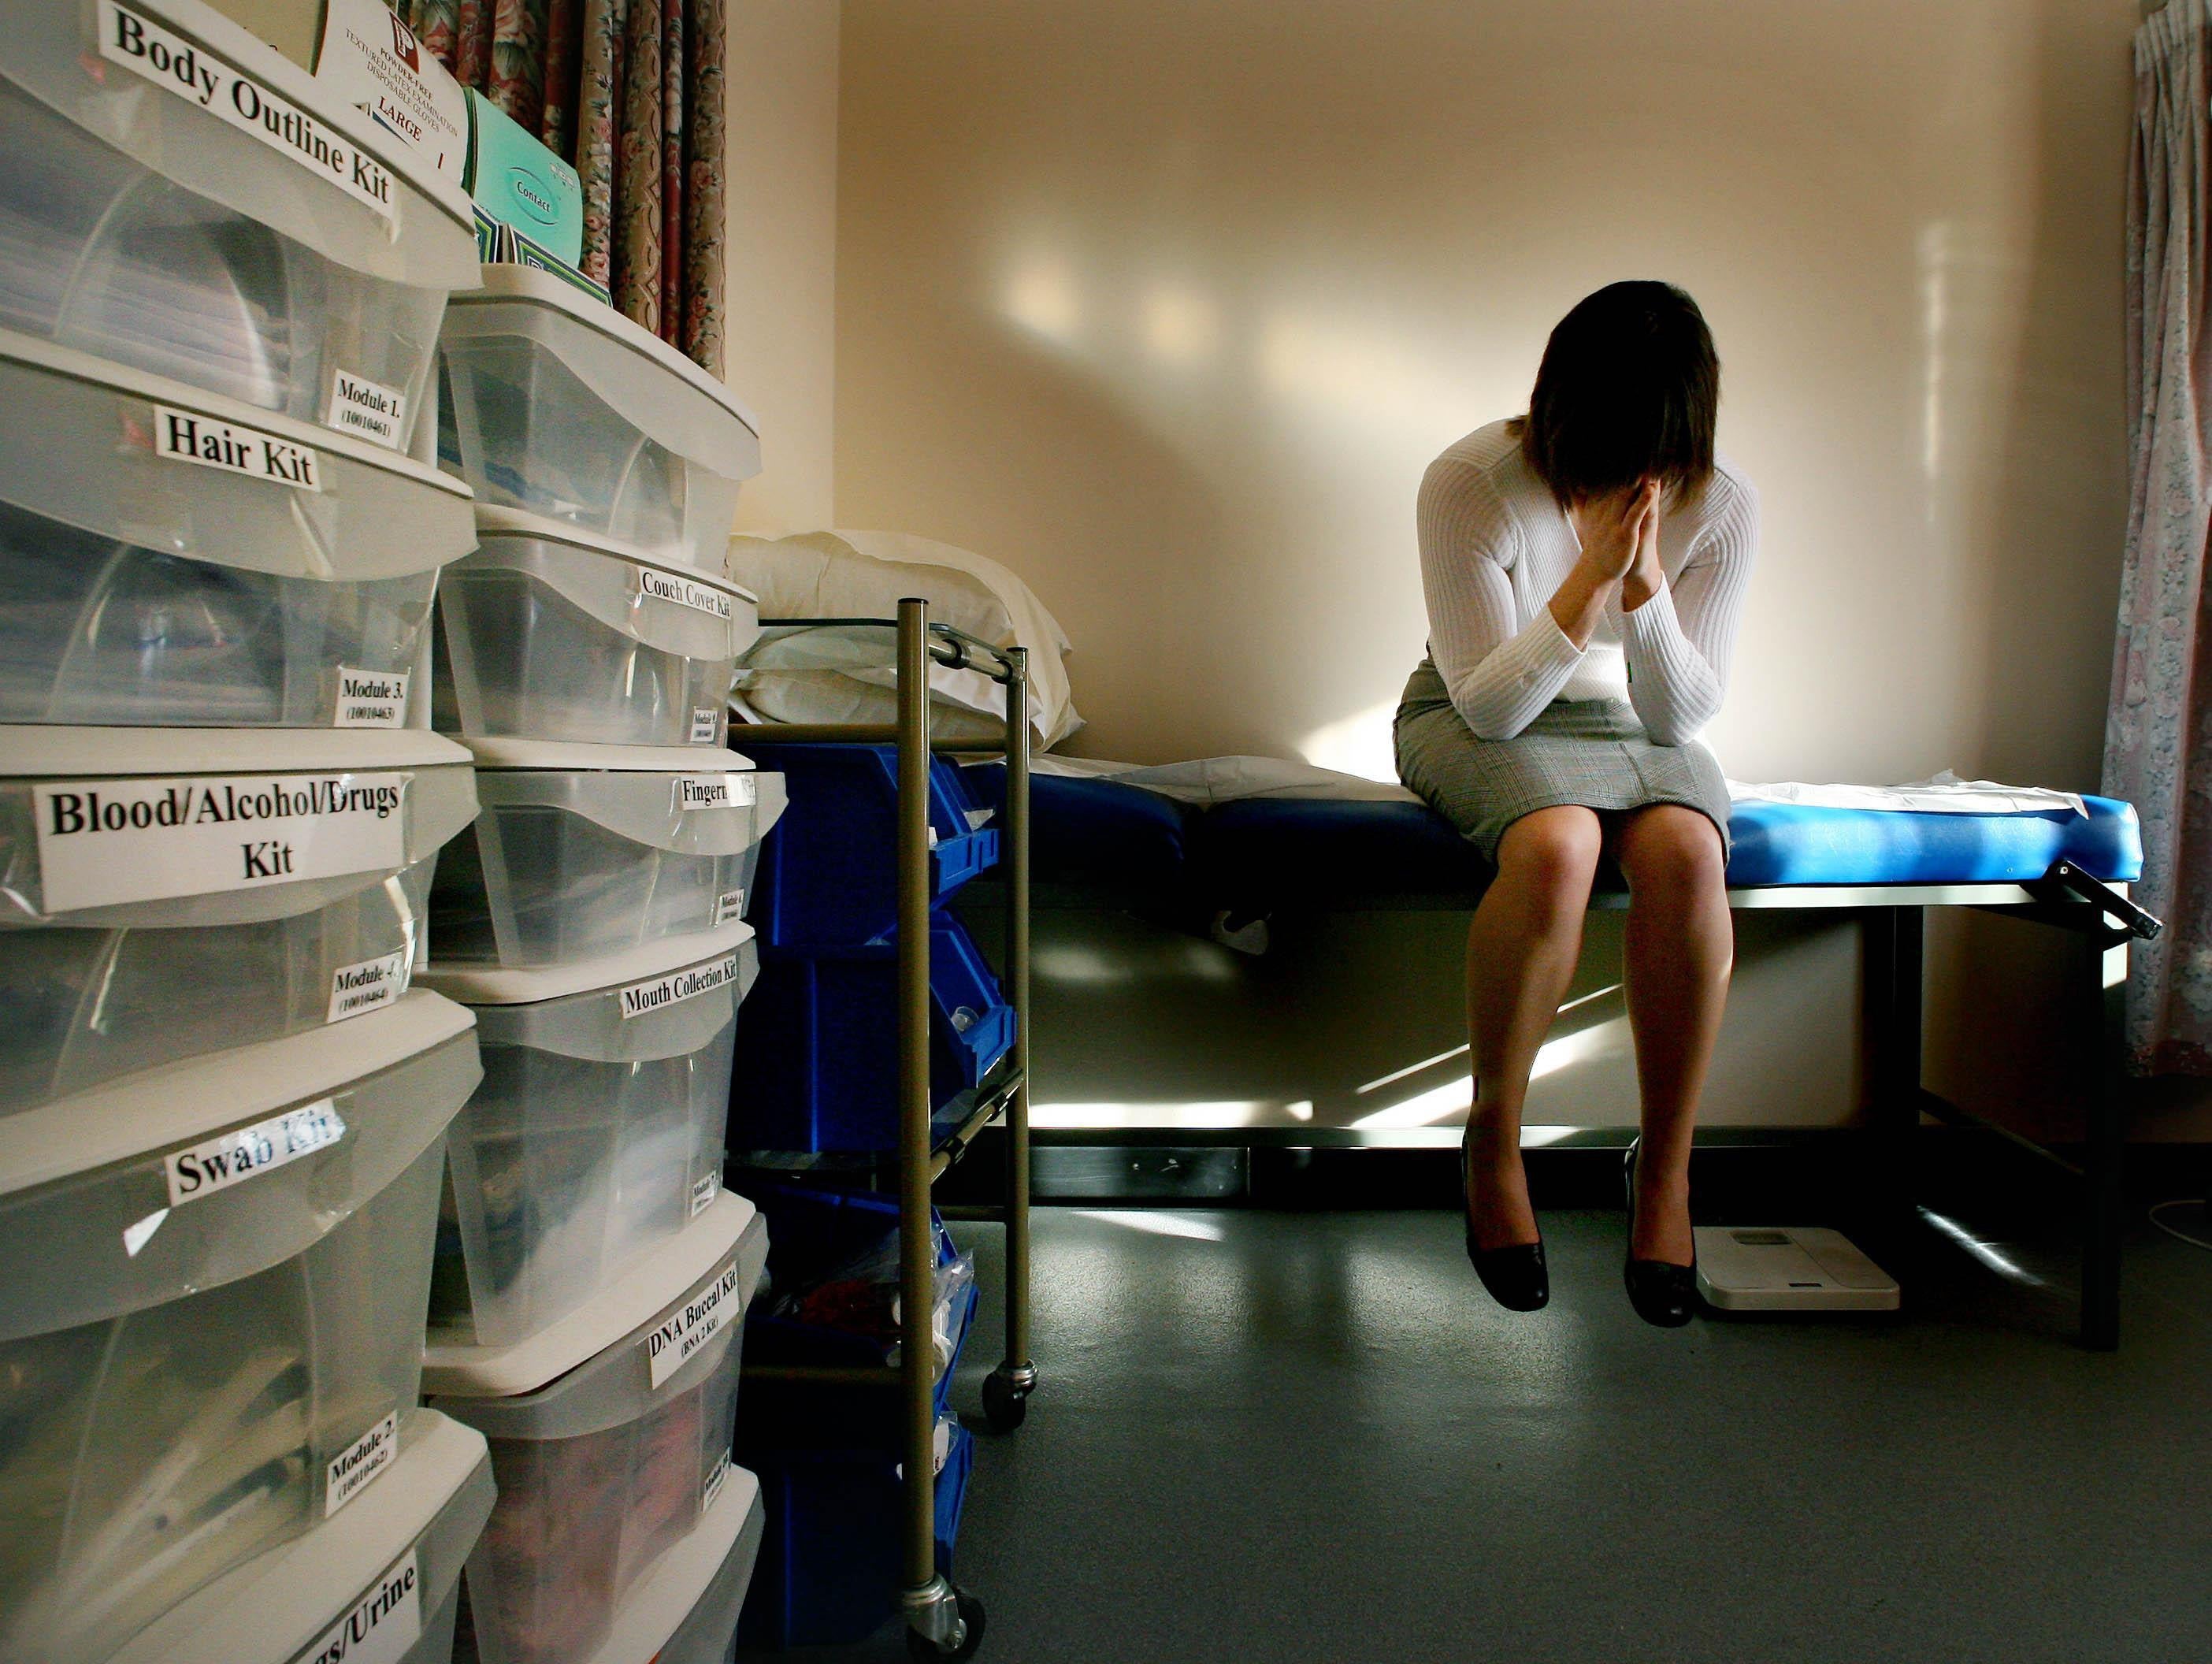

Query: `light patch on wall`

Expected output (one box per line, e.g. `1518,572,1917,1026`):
1254,307,1475,450
1349,1018,1628,1128
1298,698,1399,783
1004,251,1082,344
1033,1099,1302,1129
1140,282,1218,368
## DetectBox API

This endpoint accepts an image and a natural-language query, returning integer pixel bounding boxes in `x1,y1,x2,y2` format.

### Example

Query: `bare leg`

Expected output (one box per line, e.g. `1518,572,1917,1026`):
1614,805,1733,1265
1464,807,1604,1250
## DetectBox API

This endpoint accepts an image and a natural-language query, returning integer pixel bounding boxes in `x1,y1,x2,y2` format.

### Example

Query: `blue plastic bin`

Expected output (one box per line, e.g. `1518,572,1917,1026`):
737,1417,974,1649
731,914,1016,1153
740,744,1000,949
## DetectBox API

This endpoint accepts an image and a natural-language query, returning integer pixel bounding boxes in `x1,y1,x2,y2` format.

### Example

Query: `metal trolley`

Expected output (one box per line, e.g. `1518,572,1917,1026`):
736,600,1034,1658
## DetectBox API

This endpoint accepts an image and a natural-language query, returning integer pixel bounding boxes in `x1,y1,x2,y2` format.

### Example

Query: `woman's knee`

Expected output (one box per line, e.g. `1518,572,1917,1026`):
1496,808,1603,915
1616,805,1726,897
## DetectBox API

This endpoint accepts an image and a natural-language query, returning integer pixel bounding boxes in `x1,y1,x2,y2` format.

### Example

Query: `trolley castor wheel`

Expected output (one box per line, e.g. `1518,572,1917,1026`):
982,1366,1031,1432
905,1586,986,1658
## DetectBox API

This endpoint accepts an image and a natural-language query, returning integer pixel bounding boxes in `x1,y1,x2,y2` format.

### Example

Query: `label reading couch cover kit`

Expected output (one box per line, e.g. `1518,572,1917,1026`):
634,565,733,620
617,953,739,1020
328,950,407,1021
644,1255,742,1387
32,771,410,913
291,1548,421,1664
95,0,398,222
152,404,322,490
164,1098,348,1206
323,370,410,450
325,1411,398,1516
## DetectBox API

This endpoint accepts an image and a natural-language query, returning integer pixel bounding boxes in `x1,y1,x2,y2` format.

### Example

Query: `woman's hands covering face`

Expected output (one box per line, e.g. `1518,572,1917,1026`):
1572,478,1661,585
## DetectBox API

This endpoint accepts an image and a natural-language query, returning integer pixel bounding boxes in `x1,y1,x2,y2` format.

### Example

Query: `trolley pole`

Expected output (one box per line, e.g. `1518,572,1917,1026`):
894,600,939,1594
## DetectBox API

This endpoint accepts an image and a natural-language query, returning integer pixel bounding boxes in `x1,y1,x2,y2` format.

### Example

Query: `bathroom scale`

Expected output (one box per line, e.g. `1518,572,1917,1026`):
1692,1226,1899,1312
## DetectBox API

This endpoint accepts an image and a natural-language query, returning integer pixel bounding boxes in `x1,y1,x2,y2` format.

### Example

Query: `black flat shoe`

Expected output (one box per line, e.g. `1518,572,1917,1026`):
1623,1136,1698,1328
1463,1138,1549,1312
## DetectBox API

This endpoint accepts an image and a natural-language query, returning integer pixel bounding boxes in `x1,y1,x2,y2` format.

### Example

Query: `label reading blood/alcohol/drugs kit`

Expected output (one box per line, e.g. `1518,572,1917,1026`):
688,707,719,745
644,1256,742,1387
31,771,410,913
152,405,321,490
324,370,410,449
96,0,399,222
690,1172,720,1217
329,951,406,1021
325,1412,397,1515
672,773,755,812
292,1549,421,1664
334,666,410,728
165,1098,347,1206
713,887,746,927
617,953,740,1020
634,565,734,620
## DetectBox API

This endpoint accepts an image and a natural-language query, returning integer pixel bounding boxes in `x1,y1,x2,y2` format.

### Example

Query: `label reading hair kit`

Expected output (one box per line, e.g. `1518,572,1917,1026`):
165,1098,347,1206
644,1257,742,1387
617,953,739,1020
292,1550,421,1664
97,0,398,221
152,405,321,491
634,565,733,620
32,772,410,912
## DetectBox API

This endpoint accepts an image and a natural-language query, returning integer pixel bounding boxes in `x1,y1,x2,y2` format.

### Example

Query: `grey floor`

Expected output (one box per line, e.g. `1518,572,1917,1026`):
756,1198,2212,1664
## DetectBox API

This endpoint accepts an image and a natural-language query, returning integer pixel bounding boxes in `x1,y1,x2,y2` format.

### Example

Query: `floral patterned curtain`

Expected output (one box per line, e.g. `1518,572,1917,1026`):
2106,2,2212,1075
395,0,726,376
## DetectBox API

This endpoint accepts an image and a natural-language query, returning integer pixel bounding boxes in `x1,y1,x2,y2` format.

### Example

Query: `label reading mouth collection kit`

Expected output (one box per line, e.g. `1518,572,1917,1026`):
617,953,739,1020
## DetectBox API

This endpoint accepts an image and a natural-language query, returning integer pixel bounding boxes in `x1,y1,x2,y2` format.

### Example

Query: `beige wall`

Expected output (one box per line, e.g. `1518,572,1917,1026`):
722,0,840,533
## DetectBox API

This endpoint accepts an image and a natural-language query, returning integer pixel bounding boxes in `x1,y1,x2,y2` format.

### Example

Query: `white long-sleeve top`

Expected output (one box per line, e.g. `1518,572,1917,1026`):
1416,420,1757,745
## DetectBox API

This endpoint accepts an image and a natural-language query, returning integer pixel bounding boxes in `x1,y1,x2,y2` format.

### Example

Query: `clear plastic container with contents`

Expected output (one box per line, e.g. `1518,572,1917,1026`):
0,335,476,722
0,2,476,452
0,993,481,1664
418,924,759,1351
429,1198,768,1664
433,513,755,750
104,1412,495,1664
436,267,760,569
428,744,784,969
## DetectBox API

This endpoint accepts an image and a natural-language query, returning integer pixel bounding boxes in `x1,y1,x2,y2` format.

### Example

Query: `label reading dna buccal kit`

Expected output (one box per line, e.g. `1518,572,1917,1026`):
152,405,321,490
165,1098,347,1206
713,887,746,927
328,951,406,1021
324,370,409,449
334,666,411,728
645,1257,741,1387
97,0,399,222
634,565,733,620
688,707,719,745
292,1549,421,1664
617,953,739,1020
325,1412,397,1516
32,772,409,912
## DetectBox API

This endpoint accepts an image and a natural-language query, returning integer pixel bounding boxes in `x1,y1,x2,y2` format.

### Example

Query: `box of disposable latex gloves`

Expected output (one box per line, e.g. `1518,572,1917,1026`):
312,0,469,185
466,88,584,267
473,211,612,307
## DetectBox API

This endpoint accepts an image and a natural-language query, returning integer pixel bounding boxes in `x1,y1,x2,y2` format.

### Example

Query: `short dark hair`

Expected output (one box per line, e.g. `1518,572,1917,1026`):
1512,281,1719,507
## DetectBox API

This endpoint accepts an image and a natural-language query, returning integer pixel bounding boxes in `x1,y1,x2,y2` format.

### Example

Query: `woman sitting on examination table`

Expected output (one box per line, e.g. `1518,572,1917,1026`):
1394,280,1756,1327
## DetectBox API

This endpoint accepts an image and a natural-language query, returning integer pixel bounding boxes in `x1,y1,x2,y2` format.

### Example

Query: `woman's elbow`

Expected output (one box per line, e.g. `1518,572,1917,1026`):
1460,704,1526,742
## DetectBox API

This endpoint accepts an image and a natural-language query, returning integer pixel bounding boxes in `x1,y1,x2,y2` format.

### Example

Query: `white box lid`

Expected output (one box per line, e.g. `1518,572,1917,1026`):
418,917,756,1007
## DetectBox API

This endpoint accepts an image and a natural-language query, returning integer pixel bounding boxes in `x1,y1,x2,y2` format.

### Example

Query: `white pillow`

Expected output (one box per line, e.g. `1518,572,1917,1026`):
726,529,1083,747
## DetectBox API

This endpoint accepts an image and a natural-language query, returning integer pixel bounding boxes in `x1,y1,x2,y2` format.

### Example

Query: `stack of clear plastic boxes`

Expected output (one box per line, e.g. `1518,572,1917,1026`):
0,4,499,1661
421,254,778,1662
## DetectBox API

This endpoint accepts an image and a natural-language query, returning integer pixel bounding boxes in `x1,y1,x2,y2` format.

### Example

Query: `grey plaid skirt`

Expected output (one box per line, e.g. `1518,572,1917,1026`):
1393,656,1731,862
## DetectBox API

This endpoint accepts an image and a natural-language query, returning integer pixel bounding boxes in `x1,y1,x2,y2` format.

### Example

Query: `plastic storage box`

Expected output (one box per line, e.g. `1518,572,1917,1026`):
0,336,474,729
740,744,1000,950
435,511,756,750
0,991,482,1664
0,726,479,931
737,1417,973,1651
106,1411,496,1664
0,0,477,451
437,266,761,570
428,1194,768,1664
429,741,785,969
733,914,1016,1154
418,923,760,1350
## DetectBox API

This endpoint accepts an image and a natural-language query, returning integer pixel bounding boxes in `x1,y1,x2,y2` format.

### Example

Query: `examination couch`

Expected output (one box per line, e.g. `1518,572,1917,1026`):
960,763,2159,1349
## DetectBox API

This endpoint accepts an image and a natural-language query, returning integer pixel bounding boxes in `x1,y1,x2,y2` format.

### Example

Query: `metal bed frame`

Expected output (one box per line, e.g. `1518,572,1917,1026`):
735,600,1033,1659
